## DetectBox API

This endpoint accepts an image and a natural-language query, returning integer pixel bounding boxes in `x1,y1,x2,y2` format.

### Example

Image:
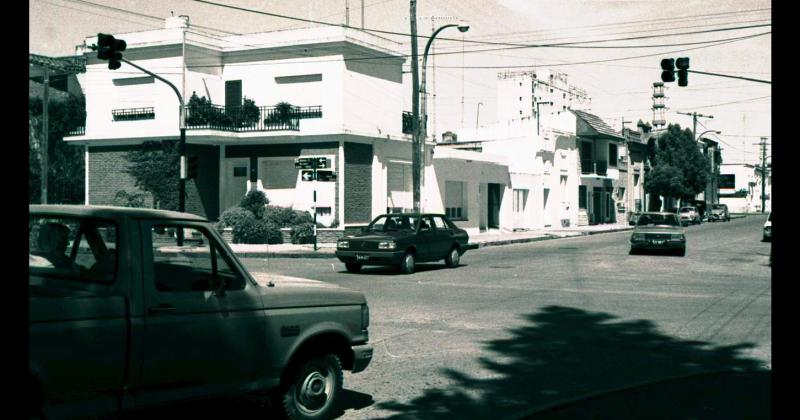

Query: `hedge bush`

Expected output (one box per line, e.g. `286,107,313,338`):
240,190,269,219
217,206,255,231
265,206,313,227
291,222,316,244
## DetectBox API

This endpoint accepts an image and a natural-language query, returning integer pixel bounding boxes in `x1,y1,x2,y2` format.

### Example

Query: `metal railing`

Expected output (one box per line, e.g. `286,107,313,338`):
184,104,321,132
65,126,85,136
581,160,608,176
112,107,155,121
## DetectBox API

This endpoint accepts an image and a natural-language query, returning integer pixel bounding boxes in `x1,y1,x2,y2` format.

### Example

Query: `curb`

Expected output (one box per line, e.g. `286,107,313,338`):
235,251,337,259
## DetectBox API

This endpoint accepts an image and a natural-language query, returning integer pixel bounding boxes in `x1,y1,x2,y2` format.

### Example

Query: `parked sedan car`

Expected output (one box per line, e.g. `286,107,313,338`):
336,214,470,274
629,212,686,256
679,206,701,225
707,204,730,222
763,212,771,242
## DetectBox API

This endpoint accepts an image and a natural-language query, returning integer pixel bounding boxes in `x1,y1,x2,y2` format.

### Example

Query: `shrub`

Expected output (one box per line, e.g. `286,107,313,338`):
232,216,268,244
291,222,316,244
264,206,313,227
217,206,255,232
112,190,146,208
262,220,283,244
240,190,269,218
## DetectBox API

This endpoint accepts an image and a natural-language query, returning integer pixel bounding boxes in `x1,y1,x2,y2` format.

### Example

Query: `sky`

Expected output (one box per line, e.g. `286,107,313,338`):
29,0,771,165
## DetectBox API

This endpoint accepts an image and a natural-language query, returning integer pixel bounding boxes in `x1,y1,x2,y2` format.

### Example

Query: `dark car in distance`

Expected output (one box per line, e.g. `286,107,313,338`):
629,212,686,256
336,214,470,274
708,204,730,222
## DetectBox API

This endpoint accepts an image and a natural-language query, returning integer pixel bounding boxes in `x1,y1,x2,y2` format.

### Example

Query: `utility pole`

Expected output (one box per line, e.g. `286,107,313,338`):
677,111,713,142
755,137,770,214
410,0,421,213
346,0,350,26
621,118,631,136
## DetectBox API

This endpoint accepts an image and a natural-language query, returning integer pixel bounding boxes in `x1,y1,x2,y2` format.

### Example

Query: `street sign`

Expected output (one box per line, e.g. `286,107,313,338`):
294,157,329,169
301,170,337,182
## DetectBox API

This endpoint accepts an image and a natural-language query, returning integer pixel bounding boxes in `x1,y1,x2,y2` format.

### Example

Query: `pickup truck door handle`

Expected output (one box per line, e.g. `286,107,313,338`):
148,304,177,314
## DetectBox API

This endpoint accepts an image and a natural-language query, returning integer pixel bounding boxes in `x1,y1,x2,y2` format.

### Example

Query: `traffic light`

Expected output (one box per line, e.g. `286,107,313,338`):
660,58,675,83
187,155,199,180
96,33,127,70
676,57,690,87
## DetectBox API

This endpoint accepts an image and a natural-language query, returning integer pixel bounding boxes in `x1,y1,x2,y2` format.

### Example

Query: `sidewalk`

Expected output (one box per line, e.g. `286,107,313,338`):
228,223,635,259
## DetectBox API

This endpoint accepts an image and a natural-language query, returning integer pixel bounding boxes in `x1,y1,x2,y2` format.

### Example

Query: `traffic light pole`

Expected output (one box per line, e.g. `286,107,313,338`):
313,159,318,251
120,58,186,210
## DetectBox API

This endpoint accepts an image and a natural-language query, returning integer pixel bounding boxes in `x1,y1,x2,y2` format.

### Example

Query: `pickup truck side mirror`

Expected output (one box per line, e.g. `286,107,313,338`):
212,274,226,297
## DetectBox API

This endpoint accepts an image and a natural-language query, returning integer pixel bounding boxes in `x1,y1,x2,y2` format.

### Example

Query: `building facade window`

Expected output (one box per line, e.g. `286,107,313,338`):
609,144,618,167
445,181,467,220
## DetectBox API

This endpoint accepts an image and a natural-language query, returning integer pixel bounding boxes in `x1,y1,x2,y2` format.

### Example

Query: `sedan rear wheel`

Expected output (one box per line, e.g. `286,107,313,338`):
399,252,415,274
445,246,461,268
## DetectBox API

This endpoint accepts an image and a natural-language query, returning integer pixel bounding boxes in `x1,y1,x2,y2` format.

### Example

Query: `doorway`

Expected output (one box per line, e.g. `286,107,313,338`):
222,158,250,211
488,183,502,229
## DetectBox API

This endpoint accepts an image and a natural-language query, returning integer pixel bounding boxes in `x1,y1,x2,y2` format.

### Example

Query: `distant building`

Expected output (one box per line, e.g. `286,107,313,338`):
719,163,771,213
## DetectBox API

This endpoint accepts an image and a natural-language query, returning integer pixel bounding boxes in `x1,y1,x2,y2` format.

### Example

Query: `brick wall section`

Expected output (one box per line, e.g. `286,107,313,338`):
344,142,373,224
280,227,343,244
88,146,153,207
88,143,220,220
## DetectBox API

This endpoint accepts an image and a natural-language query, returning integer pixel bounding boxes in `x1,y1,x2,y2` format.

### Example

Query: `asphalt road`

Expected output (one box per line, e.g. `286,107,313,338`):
122,215,771,419
236,214,772,419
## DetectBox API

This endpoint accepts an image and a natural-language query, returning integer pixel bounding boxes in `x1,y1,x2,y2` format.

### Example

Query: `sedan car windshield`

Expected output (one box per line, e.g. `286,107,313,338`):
636,214,680,227
367,215,419,232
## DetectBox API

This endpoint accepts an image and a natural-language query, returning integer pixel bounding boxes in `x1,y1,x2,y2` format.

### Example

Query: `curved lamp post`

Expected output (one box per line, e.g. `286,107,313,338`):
413,23,468,212
475,101,483,140
696,129,721,207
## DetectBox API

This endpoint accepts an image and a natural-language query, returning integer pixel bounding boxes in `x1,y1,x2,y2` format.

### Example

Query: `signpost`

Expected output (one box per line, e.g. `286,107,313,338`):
295,157,333,250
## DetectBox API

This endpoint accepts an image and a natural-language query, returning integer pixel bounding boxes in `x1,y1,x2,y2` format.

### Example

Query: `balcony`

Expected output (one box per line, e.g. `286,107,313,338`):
65,126,85,137
184,104,322,132
581,160,608,176
112,107,155,121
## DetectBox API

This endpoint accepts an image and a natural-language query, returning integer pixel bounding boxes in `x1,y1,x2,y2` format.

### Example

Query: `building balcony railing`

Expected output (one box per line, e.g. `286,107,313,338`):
65,126,85,137
112,107,155,121
184,104,322,132
581,160,608,176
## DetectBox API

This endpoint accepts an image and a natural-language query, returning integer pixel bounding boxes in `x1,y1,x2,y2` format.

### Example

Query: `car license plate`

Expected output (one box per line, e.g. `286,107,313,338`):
652,240,665,245
355,254,369,261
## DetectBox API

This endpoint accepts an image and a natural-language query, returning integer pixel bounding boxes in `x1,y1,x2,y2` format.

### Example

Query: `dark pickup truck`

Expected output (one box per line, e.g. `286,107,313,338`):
29,205,373,420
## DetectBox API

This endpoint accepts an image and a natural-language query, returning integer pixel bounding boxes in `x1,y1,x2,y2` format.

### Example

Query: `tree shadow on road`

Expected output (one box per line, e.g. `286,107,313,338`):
377,305,770,419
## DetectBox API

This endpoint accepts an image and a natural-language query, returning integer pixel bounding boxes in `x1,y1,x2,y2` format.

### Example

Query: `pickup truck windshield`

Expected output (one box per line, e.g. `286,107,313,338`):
29,216,118,284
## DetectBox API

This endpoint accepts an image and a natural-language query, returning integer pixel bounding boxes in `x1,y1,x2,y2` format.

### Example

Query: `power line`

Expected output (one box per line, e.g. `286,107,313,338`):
190,1,770,49
676,95,771,111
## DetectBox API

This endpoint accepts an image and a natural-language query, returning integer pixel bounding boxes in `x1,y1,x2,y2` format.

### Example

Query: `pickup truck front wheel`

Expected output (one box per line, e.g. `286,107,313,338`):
278,354,343,420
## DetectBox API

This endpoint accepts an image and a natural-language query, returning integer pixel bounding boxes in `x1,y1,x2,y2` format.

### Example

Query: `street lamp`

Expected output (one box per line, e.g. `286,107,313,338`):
696,129,721,207
475,101,483,141
413,23,469,212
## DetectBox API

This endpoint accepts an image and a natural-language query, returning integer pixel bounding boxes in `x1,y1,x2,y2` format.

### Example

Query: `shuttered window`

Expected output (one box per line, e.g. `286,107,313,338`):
445,181,467,220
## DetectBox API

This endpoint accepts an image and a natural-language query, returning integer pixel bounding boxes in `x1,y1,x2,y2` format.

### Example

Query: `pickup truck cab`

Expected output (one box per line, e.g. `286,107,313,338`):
29,205,372,420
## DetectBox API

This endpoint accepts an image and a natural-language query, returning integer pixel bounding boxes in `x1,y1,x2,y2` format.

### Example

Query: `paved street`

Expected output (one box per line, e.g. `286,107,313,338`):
238,214,771,419
123,214,771,419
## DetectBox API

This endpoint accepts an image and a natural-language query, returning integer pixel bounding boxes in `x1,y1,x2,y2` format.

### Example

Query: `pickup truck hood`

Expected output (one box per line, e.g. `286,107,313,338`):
250,272,366,308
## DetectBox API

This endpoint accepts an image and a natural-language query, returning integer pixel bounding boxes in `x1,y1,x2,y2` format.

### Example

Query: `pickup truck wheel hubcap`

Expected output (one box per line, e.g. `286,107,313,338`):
298,370,332,411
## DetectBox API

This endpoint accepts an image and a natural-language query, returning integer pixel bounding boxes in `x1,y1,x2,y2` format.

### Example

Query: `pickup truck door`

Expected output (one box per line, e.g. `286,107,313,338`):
136,222,268,407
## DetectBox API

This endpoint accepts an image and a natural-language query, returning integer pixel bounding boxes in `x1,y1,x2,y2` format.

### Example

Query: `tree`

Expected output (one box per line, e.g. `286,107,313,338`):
644,124,710,203
29,95,86,204
124,141,180,210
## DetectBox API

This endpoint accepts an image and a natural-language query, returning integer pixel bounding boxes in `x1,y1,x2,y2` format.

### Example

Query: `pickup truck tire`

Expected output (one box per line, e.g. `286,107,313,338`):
278,353,343,420
345,263,362,273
